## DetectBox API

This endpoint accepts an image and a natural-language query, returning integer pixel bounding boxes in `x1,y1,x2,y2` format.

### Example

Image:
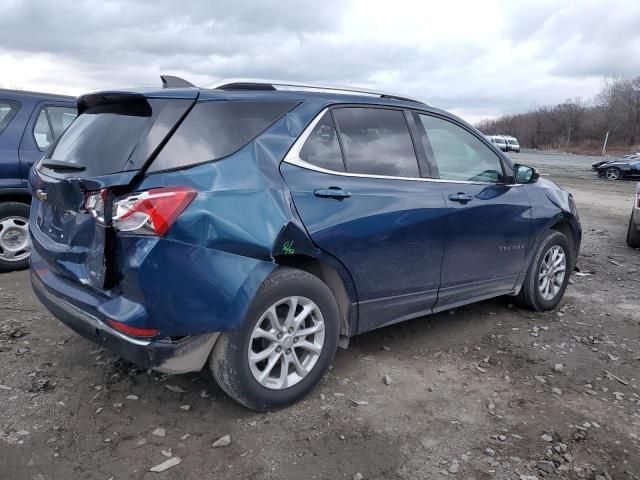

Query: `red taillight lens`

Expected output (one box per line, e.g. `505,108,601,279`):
108,319,160,337
113,187,197,236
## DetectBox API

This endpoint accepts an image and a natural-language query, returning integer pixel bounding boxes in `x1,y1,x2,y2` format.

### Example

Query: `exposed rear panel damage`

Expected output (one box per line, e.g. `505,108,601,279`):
29,91,349,372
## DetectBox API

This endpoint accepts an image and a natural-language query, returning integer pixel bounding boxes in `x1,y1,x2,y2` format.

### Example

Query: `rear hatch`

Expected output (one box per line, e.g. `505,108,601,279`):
29,90,197,290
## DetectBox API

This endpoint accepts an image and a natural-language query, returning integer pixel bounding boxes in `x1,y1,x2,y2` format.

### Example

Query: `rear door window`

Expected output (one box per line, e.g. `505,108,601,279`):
150,100,298,172
299,111,345,172
418,114,505,183
0,100,20,134
33,105,78,151
331,107,419,177
33,108,54,150
47,106,77,138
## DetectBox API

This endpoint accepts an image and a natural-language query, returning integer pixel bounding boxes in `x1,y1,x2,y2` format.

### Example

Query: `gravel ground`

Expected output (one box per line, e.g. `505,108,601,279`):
1,152,639,480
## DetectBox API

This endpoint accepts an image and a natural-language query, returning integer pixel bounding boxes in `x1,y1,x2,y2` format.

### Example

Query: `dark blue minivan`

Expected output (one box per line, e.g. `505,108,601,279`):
29,78,581,410
0,89,76,271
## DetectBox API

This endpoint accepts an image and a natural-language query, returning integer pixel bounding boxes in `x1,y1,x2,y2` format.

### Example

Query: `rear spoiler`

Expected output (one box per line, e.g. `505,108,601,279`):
77,92,151,116
77,76,198,114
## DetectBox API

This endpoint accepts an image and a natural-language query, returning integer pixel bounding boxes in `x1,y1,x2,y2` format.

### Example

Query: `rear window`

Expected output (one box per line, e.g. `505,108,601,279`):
45,99,154,177
0,100,20,134
331,107,419,177
149,100,298,172
299,111,345,172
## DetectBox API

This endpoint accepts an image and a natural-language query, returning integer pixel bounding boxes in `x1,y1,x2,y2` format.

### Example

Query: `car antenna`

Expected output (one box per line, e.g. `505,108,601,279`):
160,75,196,89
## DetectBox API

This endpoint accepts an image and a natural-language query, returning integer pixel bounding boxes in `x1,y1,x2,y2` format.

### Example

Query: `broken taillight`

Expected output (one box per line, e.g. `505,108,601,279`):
84,188,108,222
112,187,197,236
84,186,197,236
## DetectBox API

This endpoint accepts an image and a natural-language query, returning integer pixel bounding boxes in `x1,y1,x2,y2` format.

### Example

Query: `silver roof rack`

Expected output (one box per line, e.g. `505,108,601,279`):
203,78,427,105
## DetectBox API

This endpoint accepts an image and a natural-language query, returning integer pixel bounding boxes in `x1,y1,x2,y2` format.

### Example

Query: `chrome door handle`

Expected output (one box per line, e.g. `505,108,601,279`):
448,192,473,203
314,187,351,200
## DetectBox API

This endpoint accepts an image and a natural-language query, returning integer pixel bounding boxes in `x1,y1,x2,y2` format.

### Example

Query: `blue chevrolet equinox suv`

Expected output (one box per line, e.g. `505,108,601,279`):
30,77,581,410
0,89,76,271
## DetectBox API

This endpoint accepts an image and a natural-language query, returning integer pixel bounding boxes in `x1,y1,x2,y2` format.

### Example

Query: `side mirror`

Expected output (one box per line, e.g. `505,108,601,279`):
514,164,539,184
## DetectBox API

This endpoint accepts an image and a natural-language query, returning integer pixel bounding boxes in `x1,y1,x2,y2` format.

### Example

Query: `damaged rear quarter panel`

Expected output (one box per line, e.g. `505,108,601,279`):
113,101,328,336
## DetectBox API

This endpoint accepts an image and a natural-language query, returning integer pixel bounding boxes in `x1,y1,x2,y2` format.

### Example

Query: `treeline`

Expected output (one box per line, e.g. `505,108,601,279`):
476,77,640,152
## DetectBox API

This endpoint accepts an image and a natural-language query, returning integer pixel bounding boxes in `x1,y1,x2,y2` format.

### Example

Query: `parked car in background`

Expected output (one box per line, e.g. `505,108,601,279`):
592,159,613,170
488,135,508,151
627,183,640,247
0,89,77,271
592,153,640,171
30,77,581,410
596,155,640,180
504,136,520,153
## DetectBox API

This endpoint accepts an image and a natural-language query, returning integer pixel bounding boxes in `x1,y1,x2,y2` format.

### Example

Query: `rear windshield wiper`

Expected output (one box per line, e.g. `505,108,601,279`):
40,160,86,172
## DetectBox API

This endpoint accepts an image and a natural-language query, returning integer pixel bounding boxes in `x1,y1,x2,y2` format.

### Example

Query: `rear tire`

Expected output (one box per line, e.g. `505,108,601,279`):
627,213,640,248
210,267,340,411
517,230,571,311
0,202,31,272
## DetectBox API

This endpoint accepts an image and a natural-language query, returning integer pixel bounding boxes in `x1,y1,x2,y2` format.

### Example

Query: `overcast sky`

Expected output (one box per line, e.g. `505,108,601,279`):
1,0,639,123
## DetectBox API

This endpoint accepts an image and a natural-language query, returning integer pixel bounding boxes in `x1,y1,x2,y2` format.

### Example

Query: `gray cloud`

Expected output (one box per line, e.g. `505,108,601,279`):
1,0,639,122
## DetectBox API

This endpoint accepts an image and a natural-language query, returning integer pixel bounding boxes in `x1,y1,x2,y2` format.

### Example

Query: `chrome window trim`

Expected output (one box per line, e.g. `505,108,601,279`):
283,107,511,187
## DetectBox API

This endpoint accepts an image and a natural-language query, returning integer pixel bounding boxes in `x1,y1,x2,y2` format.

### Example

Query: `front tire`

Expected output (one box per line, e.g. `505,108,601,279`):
0,202,31,272
517,230,571,311
605,167,622,180
210,267,340,411
627,213,640,248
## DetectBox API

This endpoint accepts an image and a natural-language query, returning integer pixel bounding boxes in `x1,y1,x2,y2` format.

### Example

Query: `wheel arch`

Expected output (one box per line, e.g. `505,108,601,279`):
0,189,32,206
514,215,580,296
550,219,579,270
273,253,356,341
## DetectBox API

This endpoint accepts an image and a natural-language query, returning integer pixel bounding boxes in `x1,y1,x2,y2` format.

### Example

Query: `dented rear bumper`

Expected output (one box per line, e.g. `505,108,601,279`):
30,264,218,374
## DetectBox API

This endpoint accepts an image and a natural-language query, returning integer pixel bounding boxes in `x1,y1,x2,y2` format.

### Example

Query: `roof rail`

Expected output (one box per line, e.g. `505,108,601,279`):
204,78,427,105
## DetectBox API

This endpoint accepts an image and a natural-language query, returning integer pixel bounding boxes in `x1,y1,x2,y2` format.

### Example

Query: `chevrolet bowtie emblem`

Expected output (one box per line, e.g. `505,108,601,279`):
36,190,48,202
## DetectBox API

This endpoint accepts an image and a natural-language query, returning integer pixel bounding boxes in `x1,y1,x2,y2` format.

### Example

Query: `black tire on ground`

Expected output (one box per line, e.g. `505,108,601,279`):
210,267,340,411
627,213,640,248
517,230,572,312
0,202,31,272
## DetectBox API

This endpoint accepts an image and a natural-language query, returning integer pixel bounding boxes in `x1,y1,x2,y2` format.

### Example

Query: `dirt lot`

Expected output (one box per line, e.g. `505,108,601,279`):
1,152,639,480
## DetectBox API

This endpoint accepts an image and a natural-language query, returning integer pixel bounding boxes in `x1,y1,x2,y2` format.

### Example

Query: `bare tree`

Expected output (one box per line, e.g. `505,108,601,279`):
476,77,640,153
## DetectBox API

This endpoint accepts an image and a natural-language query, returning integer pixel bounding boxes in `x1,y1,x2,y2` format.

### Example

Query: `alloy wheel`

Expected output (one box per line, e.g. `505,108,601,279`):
605,167,621,180
538,245,566,301
248,296,325,390
0,216,30,263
